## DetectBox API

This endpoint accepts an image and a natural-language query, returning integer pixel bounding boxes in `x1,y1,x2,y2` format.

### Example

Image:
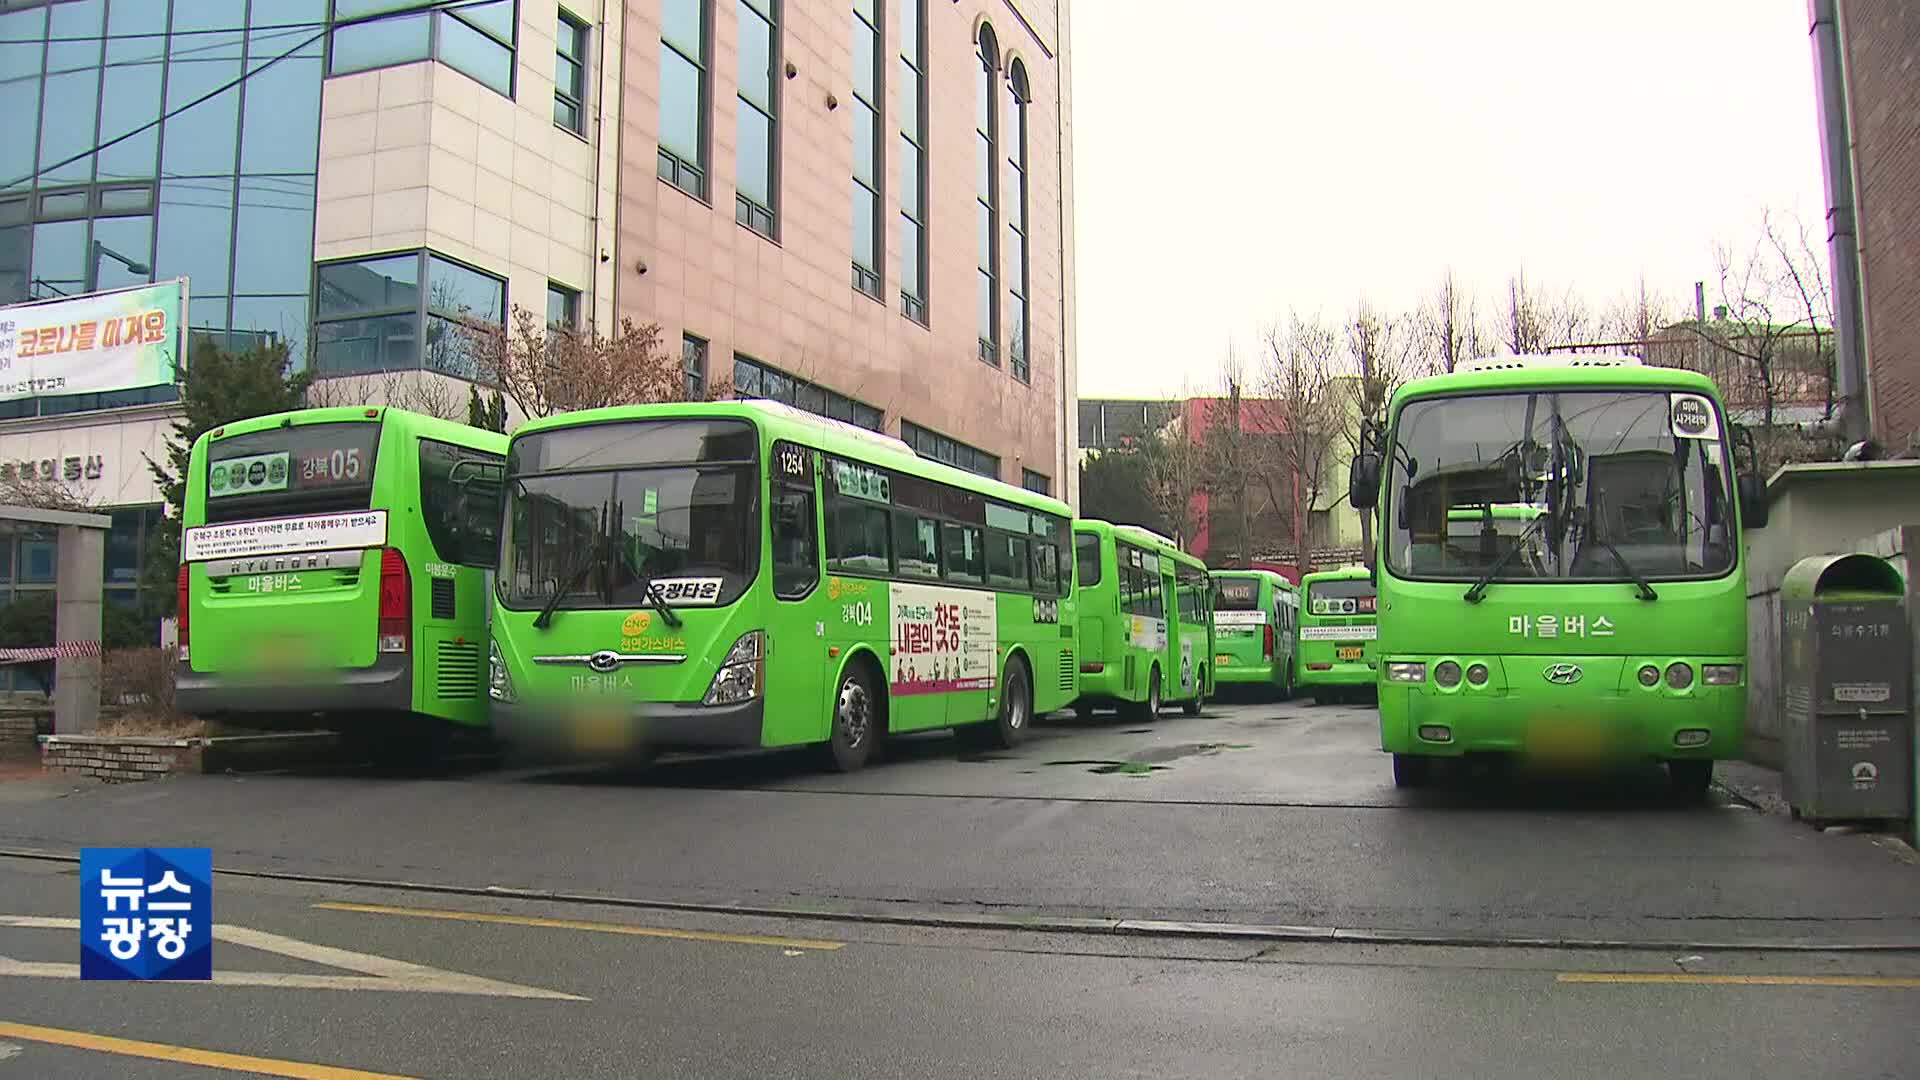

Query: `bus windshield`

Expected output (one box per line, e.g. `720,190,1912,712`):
1385,389,1737,582
1214,578,1259,611
203,420,380,522
1307,579,1374,616
500,420,761,611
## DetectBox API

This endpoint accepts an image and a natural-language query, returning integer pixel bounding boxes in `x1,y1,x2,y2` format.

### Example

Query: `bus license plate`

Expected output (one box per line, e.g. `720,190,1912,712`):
1215,654,1233,666
1336,645,1363,661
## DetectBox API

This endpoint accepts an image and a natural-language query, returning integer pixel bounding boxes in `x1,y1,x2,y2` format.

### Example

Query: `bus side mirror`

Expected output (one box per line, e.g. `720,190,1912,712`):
1349,452,1380,510
1737,472,1768,530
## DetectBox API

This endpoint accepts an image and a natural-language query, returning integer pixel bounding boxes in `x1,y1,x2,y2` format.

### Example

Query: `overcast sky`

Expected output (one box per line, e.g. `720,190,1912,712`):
1069,0,1830,396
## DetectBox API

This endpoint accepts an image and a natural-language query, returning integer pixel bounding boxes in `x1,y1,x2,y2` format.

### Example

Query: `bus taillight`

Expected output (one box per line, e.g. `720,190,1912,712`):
176,564,189,661
377,547,411,654
1263,624,1274,660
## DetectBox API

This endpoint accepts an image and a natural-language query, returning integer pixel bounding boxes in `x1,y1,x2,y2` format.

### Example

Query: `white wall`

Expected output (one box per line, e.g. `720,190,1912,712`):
0,405,177,507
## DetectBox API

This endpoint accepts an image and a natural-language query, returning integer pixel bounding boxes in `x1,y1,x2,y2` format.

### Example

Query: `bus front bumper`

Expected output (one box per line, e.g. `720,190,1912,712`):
175,655,412,719
1378,655,1746,761
487,696,767,756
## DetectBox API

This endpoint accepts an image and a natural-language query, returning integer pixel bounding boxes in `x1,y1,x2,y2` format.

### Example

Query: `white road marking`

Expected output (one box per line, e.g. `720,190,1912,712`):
0,1038,21,1061
0,915,584,1000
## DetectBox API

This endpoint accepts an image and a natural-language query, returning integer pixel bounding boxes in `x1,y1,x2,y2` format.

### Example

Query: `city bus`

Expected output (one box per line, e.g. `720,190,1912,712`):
175,407,507,750
484,400,1075,772
1295,565,1378,704
1349,354,1769,793
1071,520,1213,720
1209,569,1299,698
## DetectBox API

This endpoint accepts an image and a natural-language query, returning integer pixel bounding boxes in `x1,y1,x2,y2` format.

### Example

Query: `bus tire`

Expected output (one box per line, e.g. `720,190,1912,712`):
820,664,880,773
1182,669,1206,716
1125,667,1162,723
1668,759,1712,798
1391,753,1431,788
974,655,1032,749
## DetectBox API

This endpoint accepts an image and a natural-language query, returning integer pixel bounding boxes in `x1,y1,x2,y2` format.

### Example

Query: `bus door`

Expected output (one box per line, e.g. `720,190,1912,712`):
770,441,828,738
1162,559,1191,699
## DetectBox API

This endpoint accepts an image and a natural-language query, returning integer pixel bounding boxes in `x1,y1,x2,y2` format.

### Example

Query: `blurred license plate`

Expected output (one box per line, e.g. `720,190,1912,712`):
1215,654,1233,666
1336,645,1363,661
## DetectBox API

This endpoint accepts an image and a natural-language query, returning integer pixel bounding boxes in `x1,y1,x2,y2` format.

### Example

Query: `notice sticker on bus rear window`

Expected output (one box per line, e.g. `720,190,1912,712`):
1670,393,1715,439
183,510,388,563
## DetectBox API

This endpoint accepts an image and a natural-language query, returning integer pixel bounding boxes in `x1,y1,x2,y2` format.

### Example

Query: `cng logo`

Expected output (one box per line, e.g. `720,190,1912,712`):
1542,663,1583,685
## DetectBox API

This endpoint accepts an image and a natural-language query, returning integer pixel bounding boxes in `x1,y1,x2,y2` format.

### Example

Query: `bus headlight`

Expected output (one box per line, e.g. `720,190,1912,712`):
1433,661,1462,688
1665,662,1694,690
704,631,766,706
487,639,516,703
1386,662,1426,683
1702,664,1742,686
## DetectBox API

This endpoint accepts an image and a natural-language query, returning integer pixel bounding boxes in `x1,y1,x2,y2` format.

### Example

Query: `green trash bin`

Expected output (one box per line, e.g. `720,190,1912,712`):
1780,553,1912,825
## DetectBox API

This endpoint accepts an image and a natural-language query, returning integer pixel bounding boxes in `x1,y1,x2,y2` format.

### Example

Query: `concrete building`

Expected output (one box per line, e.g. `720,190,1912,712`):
0,0,1080,652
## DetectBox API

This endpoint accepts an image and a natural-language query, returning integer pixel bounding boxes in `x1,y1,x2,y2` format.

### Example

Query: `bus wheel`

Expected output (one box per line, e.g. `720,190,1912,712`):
975,656,1032,749
1182,670,1206,717
1391,753,1431,788
1125,667,1162,722
1668,759,1713,798
821,666,879,772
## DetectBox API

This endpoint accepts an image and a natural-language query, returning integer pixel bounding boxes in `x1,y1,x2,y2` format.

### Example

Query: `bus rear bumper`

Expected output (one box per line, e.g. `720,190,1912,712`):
1379,672,1746,761
487,696,767,756
175,655,412,719
1214,665,1279,686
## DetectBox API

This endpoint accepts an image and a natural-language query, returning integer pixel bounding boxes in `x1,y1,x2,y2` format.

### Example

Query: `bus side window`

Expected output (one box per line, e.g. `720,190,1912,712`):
941,523,984,584
826,499,890,575
1073,534,1101,590
894,511,940,579
771,483,819,599
1032,541,1061,596
421,440,503,568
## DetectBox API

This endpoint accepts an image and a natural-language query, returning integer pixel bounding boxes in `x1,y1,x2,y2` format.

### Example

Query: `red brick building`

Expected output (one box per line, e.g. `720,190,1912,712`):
1823,2,1920,454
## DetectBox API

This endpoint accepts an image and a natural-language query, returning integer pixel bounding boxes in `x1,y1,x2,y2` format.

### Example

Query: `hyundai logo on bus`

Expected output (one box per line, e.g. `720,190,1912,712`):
587,650,623,673
1542,663,1583,685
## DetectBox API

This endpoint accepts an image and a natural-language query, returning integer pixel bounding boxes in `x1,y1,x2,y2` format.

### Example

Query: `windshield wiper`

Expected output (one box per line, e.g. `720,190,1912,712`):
532,554,595,630
1463,512,1549,604
619,547,683,629
1592,539,1659,601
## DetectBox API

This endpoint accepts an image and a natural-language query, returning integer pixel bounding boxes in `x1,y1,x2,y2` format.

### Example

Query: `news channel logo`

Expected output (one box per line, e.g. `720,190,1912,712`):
79,847,212,980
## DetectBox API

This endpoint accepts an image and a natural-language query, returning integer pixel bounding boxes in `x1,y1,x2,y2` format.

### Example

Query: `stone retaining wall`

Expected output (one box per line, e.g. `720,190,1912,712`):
0,714,38,750
40,736,203,783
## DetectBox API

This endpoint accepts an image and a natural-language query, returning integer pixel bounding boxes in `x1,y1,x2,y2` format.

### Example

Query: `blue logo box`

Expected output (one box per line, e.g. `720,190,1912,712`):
79,848,212,980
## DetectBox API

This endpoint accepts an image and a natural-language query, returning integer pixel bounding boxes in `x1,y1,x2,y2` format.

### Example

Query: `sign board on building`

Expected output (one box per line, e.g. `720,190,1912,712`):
0,280,187,403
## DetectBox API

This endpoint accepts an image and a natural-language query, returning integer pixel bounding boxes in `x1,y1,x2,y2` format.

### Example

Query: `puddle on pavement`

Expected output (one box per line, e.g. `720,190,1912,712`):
1122,728,1154,734
1042,742,1253,776
956,752,1015,763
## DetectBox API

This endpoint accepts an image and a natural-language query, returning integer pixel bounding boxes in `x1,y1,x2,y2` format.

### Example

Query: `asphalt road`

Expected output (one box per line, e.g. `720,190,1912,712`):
3,697,1919,1077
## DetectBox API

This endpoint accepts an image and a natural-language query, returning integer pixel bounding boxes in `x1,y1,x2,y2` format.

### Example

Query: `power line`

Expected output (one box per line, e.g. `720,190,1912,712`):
1,0,499,191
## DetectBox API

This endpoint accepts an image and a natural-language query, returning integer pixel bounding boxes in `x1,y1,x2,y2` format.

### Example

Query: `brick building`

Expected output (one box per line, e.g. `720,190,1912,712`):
1818,1,1920,454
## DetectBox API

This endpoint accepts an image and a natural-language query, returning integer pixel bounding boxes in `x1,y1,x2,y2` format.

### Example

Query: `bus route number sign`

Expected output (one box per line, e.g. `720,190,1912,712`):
774,440,812,483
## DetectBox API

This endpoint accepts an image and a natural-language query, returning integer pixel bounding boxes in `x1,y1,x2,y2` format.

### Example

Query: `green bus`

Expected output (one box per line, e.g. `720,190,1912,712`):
176,407,507,745
1209,569,1299,697
1295,565,1378,703
484,400,1076,771
1349,354,1769,793
1071,520,1214,720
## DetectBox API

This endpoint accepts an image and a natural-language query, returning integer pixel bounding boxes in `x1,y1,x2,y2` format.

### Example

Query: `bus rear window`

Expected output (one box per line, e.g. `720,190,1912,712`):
1074,533,1101,587
204,421,380,522
1214,579,1258,610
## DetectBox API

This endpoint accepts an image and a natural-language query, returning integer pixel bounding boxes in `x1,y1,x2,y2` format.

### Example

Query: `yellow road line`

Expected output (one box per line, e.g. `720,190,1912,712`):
314,901,847,951
0,1021,417,1079
1558,972,1920,989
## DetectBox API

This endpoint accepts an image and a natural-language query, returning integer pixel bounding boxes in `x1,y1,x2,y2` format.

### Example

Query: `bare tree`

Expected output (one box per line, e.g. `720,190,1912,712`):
1343,302,1421,557
1505,271,1551,355
1684,209,1837,470
1143,405,1207,550
1597,276,1676,356
304,370,468,421
1256,315,1343,576
462,305,731,419
0,469,96,512
1421,268,1488,374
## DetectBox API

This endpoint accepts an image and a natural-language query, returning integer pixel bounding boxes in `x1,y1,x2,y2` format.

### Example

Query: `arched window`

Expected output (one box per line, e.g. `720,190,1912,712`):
974,24,1000,365
1006,60,1030,382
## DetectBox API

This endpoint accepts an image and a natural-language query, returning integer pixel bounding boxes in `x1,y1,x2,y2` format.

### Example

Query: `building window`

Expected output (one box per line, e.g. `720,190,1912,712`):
314,250,505,378
682,333,709,399
902,420,999,479
554,9,589,135
546,281,580,330
974,24,1000,365
329,0,518,99
736,0,778,238
850,0,884,298
0,0,321,419
734,354,882,430
898,0,927,324
659,0,709,199
1006,61,1031,382
1021,468,1050,495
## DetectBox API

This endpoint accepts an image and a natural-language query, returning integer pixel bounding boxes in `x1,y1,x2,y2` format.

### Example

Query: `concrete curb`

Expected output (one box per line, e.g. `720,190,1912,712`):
4,846,1917,954
34,732,341,782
